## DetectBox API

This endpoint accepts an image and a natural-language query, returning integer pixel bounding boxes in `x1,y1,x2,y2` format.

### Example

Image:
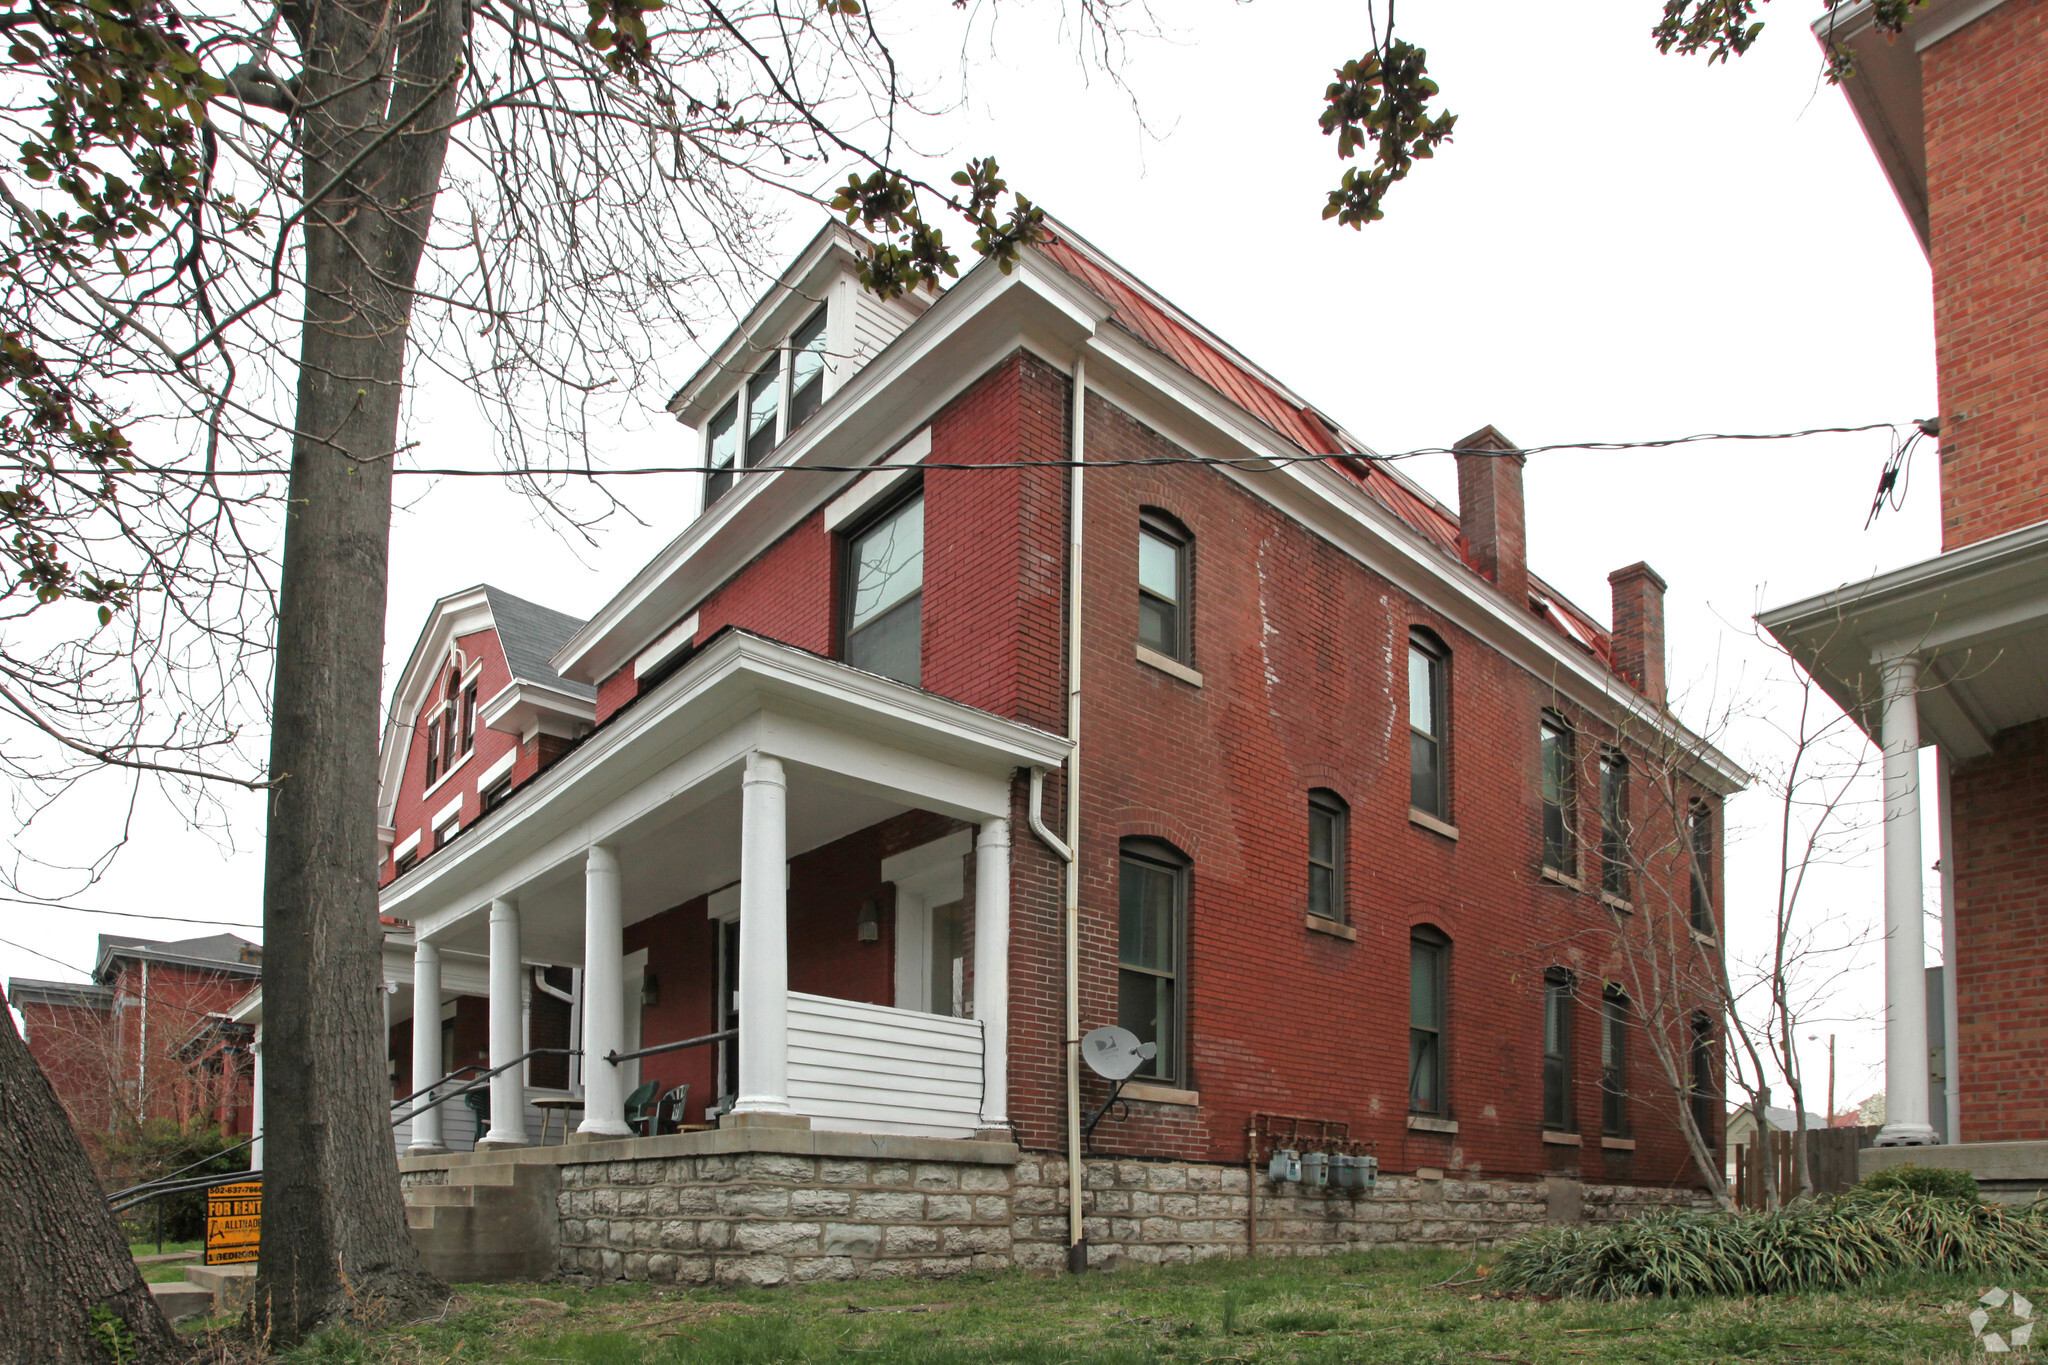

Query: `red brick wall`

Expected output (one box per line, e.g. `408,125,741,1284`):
1923,0,2048,550
384,626,520,884
1952,717,2048,1141
16,998,117,1148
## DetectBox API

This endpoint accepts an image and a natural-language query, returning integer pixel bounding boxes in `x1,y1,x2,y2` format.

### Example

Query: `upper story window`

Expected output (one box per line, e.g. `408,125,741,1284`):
1689,800,1715,935
844,490,924,686
1599,750,1628,900
1409,927,1449,1115
1137,511,1190,663
1542,968,1574,1132
1408,630,1448,819
1307,790,1346,922
788,306,827,429
459,680,479,757
424,716,442,787
1119,839,1187,1087
1540,713,1576,876
702,304,831,513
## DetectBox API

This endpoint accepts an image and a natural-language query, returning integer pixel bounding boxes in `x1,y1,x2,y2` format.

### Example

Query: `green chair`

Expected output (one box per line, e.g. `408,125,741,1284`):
623,1079,661,1136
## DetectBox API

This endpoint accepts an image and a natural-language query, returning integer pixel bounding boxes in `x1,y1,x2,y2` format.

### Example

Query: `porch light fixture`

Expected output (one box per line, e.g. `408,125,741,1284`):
857,899,880,943
641,971,660,1009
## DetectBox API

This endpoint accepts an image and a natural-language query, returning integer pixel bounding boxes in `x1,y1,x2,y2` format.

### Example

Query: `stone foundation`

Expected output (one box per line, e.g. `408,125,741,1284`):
398,1129,1708,1287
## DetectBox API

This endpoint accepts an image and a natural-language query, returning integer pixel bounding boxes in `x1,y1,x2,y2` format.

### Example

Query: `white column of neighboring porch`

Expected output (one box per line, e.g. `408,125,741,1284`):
732,751,794,1120
1877,654,1938,1147
249,1030,263,1170
481,897,528,1147
974,817,1012,1132
577,844,635,1138
407,936,447,1154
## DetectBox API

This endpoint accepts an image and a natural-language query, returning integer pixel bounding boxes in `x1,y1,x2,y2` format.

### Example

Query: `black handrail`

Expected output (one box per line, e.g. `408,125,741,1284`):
604,1028,732,1066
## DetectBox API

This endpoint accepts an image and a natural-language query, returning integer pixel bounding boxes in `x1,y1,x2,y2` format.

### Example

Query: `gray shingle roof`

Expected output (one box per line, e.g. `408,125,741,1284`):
482,586,595,700
94,932,261,980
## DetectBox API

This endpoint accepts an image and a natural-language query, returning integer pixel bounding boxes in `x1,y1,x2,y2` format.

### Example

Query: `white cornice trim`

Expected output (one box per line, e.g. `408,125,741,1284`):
377,585,493,826
479,678,597,740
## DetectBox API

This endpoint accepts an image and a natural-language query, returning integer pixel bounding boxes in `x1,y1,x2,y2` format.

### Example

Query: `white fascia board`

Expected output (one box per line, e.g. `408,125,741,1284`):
633,614,699,680
376,585,493,826
553,256,1111,686
1080,327,1751,795
823,428,931,532
879,829,974,885
478,678,597,739
707,884,740,921
385,630,1071,935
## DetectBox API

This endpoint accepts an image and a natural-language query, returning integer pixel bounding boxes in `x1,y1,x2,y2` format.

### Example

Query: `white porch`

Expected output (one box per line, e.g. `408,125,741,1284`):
380,630,1068,1149
1761,520,2048,1148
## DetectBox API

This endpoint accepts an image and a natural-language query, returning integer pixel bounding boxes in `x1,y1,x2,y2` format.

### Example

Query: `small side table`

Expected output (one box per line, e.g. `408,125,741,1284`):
532,1097,585,1146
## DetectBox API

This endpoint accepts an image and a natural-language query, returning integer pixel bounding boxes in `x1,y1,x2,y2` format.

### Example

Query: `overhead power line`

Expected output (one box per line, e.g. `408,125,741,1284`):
52,421,1914,482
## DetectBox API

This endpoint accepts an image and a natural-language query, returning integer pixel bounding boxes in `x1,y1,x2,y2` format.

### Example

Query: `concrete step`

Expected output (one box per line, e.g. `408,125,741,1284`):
184,1263,257,1311
446,1163,524,1187
149,1281,216,1324
402,1162,561,1282
405,1183,482,1207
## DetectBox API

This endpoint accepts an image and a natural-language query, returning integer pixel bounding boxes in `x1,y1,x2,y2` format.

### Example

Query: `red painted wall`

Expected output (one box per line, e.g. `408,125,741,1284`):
1952,718,2048,1141
1923,0,2048,551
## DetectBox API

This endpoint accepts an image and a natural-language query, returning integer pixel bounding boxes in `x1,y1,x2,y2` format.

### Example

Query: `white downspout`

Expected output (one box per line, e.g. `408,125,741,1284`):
1063,350,1089,1271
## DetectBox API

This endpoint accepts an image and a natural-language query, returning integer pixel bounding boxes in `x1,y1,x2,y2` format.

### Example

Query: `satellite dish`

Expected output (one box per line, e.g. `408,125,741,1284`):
1081,1026,1158,1082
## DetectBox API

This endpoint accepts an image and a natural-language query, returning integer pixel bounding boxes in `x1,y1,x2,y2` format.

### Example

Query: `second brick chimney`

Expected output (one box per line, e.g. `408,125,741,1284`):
1455,425,1528,607
1607,561,1668,705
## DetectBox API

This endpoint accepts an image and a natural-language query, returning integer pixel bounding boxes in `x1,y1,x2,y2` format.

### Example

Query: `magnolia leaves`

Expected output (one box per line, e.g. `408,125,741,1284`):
1318,38,1455,230
829,157,1046,301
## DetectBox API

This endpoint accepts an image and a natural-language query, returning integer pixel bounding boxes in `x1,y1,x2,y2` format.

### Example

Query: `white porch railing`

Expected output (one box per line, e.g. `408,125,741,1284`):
787,991,985,1138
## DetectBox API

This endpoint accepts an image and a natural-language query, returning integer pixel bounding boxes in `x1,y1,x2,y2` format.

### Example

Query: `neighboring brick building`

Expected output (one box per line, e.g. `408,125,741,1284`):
1763,0,2048,1163
380,218,1744,1280
7,933,261,1168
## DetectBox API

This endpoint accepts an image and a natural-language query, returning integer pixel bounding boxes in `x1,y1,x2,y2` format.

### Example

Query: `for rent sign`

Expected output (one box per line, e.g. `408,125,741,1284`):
204,1180,262,1266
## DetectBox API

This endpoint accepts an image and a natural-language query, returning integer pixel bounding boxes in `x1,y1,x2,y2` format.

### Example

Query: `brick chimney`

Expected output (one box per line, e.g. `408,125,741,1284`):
1455,425,1528,607
1607,561,1668,705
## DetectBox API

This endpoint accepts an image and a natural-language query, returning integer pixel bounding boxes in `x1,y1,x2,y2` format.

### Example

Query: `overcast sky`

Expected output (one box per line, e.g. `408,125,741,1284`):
3,0,1941,1114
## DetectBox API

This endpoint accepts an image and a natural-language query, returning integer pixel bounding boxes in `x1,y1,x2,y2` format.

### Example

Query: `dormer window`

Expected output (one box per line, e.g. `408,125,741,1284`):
702,304,830,512
424,717,442,787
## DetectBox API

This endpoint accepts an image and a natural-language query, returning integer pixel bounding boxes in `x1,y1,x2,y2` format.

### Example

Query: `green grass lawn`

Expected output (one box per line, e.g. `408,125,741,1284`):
254,1247,2008,1364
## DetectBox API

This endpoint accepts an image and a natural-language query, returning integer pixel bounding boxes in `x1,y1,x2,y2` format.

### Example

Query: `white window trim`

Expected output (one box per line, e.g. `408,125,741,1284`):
824,427,931,533
634,614,699,680
432,794,463,830
474,749,516,793
392,829,422,862
420,749,471,803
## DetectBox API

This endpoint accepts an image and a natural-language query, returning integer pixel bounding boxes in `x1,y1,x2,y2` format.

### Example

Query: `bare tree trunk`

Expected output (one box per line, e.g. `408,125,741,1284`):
255,0,464,1342
0,999,181,1364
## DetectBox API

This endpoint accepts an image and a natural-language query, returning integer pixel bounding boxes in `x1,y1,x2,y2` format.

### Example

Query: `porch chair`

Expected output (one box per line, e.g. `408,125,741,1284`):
464,1085,490,1145
654,1083,691,1136
622,1079,661,1136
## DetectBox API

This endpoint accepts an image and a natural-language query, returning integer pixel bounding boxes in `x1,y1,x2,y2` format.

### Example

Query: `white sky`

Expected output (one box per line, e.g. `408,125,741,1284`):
3,0,1941,1118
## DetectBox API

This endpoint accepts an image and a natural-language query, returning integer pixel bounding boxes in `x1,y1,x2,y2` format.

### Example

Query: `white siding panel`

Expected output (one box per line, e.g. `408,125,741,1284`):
787,991,985,1138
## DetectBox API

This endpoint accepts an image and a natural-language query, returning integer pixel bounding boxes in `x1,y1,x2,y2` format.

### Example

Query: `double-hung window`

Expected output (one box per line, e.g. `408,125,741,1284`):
1118,841,1185,1086
1307,791,1346,921
460,681,479,757
1599,750,1628,899
1540,714,1576,876
1542,968,1573,1132
1689,801,1715,934
701,305,831,513
1409,632,1448,819
1601,986,1629,1137
1409,929,1448,1115
424,716,442,787
1137,513,1190,662
844,491,924,686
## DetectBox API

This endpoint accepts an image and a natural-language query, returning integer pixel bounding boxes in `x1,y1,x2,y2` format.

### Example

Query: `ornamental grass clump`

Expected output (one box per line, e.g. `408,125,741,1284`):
1489,1190,2048,1299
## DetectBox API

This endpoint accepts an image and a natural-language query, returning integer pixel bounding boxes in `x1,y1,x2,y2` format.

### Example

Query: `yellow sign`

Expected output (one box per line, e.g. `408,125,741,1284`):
204,1180,262,1266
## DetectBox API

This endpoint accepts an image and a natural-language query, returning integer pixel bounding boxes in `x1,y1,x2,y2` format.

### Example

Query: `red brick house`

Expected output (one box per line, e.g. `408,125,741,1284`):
8,933,260,1166
1763,0,2048,1166
382,219,1744,1281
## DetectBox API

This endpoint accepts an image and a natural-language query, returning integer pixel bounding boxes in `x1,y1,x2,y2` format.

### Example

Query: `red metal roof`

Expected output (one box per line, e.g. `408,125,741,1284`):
1037,227,1612,669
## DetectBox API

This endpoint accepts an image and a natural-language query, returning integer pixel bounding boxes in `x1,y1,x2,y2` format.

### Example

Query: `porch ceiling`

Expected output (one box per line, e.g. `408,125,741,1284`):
1759,521,2048,759
383,629,1067,955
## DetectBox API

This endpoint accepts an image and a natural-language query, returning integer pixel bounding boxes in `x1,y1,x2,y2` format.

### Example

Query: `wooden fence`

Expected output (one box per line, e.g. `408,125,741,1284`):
1732,1126,1880,1208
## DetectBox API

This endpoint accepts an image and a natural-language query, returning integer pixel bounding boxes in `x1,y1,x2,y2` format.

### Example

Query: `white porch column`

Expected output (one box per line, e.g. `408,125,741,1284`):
974,817,1012,1130
482,898,528,1147
408,936,447,1153
732,752,791,1117
249,1031,264,1170
577,845,634,1137
1877,654,1938,1146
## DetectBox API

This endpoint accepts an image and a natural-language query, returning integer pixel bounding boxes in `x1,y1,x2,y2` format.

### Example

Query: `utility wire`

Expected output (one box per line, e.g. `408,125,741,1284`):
0,894,259,929
53,421,1913,482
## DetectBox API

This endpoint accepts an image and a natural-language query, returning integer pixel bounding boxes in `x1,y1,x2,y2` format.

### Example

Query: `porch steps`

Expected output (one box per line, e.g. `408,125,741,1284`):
403,1162,560,1282
148,1281,216,1324
144,1261,255,1322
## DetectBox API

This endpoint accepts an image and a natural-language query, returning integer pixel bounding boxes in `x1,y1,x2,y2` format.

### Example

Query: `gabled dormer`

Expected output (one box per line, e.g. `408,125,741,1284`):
666,222,932,516
377,585,593,884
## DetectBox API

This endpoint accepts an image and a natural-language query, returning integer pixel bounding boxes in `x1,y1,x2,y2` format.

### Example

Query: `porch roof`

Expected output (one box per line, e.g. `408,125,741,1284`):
1759,520,2048,759
381,628,1069,960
